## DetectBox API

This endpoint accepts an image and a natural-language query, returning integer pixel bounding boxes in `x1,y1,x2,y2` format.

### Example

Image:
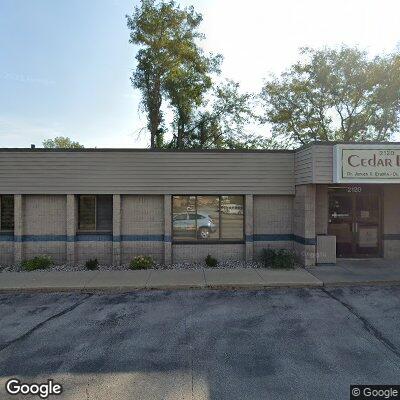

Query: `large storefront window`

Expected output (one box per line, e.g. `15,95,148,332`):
172,195,244,241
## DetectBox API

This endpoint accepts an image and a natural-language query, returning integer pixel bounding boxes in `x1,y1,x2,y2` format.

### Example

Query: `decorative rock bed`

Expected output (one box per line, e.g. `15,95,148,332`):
0,260,265,273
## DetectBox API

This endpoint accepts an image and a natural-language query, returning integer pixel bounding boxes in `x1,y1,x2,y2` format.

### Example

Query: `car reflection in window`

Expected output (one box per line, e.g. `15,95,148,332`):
173,212,217,239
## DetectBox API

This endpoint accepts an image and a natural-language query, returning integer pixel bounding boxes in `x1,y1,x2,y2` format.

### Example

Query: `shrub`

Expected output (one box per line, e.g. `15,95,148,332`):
21,255,53,271
129,255,154,270
85,258,99,270
205,254,218,268
261,248,296,269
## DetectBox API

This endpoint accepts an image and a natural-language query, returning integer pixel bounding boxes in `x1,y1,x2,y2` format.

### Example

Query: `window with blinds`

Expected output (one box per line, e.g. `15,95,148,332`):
78,195,112,232
0,195,14,231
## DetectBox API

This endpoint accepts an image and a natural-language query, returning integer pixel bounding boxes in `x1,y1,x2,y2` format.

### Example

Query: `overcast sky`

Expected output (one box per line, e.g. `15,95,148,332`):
1,0,400,148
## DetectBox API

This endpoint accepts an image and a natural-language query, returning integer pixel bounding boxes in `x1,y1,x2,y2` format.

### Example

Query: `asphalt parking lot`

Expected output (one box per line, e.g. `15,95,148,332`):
1,286,400,400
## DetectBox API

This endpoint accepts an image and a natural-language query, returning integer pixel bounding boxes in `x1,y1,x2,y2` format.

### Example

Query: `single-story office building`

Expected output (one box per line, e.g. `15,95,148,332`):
0,142,399,267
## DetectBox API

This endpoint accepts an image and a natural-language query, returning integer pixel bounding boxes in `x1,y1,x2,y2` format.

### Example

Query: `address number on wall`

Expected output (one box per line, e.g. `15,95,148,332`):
346,186,362,193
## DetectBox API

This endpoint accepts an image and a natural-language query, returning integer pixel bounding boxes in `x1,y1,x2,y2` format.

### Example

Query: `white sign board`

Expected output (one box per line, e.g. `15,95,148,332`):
333,144,400,183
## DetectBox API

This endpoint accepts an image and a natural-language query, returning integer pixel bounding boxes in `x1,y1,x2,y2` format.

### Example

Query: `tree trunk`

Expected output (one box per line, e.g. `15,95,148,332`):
147,76,162,149
177,120,184,149
199,120,206,149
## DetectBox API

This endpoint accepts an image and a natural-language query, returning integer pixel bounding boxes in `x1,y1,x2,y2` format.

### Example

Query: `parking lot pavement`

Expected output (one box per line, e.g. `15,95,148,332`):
0,286,400,400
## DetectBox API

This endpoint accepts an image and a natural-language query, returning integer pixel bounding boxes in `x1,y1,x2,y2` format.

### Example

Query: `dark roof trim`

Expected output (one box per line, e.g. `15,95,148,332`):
2,141,400,153
0,148,294,154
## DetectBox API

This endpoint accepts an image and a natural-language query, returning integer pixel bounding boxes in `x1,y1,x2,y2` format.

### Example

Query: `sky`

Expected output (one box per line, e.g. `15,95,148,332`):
1,0,400,148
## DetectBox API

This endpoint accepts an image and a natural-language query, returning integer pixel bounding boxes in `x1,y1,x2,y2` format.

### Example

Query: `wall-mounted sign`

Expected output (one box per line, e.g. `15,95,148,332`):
333,144,400,183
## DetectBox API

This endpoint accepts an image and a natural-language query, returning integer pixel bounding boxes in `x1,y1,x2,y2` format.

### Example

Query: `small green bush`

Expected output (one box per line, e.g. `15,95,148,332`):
130,255,154,270
261,248,295,269
85,258,99,270
21,255,53,271
205,254,218,268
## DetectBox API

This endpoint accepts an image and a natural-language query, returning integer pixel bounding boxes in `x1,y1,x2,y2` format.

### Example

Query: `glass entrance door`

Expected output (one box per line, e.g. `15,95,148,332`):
328,186,382,258
355,192,381,257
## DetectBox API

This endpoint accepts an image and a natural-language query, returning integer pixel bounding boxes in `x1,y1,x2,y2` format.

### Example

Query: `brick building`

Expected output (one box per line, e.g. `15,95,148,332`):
0,143,399,266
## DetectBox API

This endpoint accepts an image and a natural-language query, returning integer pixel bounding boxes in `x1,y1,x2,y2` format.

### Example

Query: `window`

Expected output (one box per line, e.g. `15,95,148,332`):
172,195,244,241
221,196,244,239
78,195,112,232
0,195,14,231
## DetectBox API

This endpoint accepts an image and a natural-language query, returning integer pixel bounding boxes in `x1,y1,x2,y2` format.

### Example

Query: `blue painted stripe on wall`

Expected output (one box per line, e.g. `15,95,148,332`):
253,234,293,242
1,234,167,242
293,235,316,246
164,235,171,243
75,234,113,242
383,234,400,240
0,234,14,242
15,235,67,242
121,234,164,242
253,234,316,245
1,233,317,245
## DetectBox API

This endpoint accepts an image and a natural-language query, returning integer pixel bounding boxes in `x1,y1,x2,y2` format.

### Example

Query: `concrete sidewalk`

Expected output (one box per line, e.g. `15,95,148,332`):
1,261,400,291
306,258,400,286
0,268,322,292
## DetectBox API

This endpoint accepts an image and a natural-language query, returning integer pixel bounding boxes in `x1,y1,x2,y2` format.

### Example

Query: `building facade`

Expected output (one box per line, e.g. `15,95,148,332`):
0,143,399,267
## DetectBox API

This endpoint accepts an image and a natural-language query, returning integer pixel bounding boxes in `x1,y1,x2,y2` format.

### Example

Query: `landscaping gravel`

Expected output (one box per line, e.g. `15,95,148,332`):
0,260,265,273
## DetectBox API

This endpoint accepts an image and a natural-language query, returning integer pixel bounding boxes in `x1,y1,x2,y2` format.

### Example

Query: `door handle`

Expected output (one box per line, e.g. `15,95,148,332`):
354,222,358,233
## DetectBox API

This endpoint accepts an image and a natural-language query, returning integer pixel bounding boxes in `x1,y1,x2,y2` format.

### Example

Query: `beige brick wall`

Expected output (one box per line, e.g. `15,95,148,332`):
121,195,164,264
173,244,245,263
293,185,316,266
76,240,113,265
383,241,400,259
294,243,316,266
1,187,365,267
254,196,293,235
253,195,294,259
22,195,67,264
122,242,164,264
254,241,294,260
315,185,328,235
0,241,14,265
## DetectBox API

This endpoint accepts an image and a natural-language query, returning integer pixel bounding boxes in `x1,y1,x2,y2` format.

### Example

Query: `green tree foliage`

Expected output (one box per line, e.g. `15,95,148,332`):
165,52,221,148
127,0,221,148
42,136,84,149
127,0,261,149
260,46,400,147
179,80,267,149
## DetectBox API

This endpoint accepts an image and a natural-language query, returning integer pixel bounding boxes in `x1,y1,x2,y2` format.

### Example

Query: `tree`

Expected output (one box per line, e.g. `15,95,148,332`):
260,46,400,147
127,0,220,148
165,51,222,148
42,137,84,149
179,80,267,149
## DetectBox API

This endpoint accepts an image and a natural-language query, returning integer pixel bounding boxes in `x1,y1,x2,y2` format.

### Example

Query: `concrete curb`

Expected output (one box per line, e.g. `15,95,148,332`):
322,280,400,287
1,281,400,293
1,268,399,292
